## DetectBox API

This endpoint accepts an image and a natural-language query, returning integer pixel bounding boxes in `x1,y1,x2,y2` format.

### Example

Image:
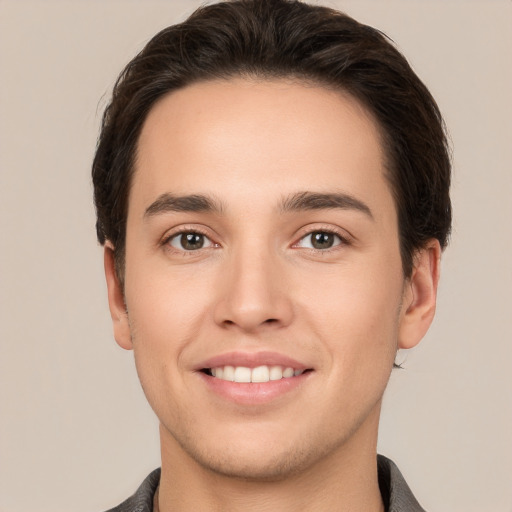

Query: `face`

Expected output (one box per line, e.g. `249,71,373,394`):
105,78,439,480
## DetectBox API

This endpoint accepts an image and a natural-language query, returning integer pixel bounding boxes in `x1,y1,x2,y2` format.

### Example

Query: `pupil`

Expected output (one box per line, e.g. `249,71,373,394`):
181,233,204,250
312,232,333,249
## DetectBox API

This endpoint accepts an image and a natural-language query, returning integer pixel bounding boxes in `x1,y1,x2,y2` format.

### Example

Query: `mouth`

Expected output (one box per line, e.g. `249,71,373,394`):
195,351,314,404
196,353,314,404
201,365,312,383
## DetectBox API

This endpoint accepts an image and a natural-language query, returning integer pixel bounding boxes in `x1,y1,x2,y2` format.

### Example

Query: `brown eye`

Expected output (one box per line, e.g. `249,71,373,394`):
297,231,343,250
311,232,335,249
169,232,213,251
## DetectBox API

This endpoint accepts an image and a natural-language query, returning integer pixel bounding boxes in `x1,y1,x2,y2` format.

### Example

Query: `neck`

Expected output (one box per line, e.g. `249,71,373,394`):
157,409,384,512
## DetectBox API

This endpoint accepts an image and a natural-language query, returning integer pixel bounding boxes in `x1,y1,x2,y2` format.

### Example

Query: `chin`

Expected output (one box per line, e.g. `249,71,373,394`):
190,448,316,482
171,423,346,482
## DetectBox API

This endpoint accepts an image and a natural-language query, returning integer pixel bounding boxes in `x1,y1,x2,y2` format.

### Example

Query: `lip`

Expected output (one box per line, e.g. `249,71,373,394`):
196,370,312,405
195,350,310,371
194,351,313,405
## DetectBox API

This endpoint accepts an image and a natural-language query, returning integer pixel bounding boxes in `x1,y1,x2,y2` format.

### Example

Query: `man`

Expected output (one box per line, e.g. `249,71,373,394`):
92,0,451,510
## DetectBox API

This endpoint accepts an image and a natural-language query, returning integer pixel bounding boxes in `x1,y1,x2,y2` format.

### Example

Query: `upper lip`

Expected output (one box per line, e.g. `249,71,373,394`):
195,351,311,371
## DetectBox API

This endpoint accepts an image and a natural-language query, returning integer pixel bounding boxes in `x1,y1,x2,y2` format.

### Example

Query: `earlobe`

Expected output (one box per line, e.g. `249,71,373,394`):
104,244,133,350
398,239,441,350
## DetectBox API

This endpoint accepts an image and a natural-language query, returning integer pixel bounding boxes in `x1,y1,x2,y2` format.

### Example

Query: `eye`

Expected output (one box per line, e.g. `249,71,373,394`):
297,230,344,250
168,231,214,251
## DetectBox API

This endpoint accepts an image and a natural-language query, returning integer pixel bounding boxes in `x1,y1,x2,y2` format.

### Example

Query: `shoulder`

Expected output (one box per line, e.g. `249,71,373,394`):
103,468,161,512
377,455,427,512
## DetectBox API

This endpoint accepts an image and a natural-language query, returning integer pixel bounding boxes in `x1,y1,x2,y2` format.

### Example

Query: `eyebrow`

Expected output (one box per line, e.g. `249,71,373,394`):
144,190,373,219
280,191,373,219
144,193,224,218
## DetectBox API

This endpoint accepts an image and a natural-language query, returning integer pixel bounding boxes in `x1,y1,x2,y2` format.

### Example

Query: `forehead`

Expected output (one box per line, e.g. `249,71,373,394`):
131,78,392,218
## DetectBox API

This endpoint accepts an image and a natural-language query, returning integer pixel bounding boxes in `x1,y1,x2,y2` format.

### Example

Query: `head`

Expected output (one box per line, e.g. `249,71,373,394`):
93,0,451,482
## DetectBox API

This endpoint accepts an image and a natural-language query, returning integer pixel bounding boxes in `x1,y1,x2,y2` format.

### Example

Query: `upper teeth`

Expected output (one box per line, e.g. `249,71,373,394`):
210,365,303,383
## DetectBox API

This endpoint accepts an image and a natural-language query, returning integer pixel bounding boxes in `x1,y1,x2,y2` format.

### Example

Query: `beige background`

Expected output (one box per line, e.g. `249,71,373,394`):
0,1,511,511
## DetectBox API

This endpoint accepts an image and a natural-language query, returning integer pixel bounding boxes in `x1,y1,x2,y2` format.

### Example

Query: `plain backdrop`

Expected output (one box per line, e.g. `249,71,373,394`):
0,1,511,511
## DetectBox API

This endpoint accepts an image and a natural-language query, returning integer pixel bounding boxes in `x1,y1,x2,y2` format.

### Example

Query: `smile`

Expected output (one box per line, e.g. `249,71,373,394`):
204,365,305,383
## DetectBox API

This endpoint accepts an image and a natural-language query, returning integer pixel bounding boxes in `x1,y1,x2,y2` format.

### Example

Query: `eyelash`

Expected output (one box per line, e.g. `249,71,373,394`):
162,226,216,254
161,226,351,254
293,227,350,252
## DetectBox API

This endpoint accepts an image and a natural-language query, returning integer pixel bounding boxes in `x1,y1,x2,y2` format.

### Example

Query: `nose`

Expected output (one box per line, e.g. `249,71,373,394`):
213,245,294,333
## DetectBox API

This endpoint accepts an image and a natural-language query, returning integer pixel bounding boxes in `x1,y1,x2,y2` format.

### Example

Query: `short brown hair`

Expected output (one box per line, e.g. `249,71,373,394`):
92,0,451,278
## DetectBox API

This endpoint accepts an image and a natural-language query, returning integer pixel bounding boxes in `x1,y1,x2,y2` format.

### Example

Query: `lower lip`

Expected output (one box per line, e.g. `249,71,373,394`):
197,371,311,405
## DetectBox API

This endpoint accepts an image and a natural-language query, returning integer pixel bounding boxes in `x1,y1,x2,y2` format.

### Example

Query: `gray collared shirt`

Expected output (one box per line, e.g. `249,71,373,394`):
105,455,426,512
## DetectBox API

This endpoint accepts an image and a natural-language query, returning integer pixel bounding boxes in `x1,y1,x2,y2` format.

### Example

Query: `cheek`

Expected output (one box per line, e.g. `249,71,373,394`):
124,265,214,389
126,277,210,421
290,264,402,434
297,262,403,365
125,259,214,341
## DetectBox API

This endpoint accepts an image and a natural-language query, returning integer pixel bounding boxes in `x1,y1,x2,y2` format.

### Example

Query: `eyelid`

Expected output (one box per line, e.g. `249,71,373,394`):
160,224,219,251
292,224,353,250
159,223,352,253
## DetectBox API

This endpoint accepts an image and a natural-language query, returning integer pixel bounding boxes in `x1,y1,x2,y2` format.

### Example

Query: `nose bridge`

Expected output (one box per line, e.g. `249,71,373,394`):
214,236,292,331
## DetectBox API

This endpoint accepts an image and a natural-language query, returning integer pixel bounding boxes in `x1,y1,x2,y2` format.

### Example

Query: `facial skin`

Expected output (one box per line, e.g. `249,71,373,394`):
105,78,440,511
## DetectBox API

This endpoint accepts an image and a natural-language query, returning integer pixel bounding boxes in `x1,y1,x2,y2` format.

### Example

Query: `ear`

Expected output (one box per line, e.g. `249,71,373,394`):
104,243,133,350
398,239,441,349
